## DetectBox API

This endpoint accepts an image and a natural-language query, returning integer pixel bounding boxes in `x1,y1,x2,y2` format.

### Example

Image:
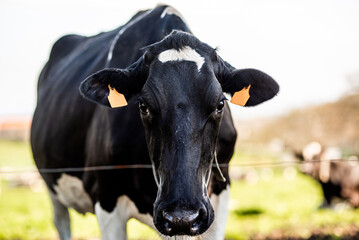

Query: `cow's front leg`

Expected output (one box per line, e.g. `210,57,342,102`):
202,185,230,240
95,195,137,240
49,191,71,240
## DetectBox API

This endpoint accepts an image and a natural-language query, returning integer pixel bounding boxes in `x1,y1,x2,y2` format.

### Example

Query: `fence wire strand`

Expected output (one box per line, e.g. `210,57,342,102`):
0,158,358,174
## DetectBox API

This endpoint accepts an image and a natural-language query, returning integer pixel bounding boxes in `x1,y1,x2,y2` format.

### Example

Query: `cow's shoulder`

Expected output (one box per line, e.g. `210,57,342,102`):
49,34,86,63
37,35,85,88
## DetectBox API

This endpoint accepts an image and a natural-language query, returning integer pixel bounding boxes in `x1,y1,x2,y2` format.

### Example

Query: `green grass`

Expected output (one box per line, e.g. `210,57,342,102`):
0,180,158,240
0,182,55,240
0,140,33,168
1,140,359,239
226,174,357,239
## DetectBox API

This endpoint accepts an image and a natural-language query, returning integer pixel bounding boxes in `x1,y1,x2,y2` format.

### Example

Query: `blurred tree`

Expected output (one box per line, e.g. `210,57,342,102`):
244,92,359,154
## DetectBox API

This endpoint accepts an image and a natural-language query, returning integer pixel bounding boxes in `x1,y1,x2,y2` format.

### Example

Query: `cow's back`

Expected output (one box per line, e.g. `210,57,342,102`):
31,28,120,188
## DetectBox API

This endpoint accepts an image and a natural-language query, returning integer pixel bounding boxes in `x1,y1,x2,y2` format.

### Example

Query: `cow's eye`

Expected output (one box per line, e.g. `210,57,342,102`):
139,102,149,114
216,100,225,113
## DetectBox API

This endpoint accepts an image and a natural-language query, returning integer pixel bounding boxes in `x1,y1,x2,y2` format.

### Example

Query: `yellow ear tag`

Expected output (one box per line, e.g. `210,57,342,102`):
230,84,251,106
107,84,128,108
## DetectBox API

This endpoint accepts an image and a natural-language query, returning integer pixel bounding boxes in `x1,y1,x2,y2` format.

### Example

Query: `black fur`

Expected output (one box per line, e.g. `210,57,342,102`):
31,4,278,238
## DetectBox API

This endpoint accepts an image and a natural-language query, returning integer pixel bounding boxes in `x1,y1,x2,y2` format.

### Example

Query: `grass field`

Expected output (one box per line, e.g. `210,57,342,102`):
1,140,359,240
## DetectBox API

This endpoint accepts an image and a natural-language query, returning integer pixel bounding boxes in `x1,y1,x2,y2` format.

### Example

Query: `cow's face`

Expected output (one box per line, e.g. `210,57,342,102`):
80,30,279,237
139,46,225,236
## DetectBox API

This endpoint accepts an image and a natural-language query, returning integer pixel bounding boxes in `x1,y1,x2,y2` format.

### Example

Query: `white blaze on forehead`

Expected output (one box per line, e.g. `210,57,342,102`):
158,46,205,72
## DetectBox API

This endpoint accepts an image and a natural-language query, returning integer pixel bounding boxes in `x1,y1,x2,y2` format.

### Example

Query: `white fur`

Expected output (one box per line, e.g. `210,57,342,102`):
53,173,93,214
158,46,205,72
160,6,190,30
201,185,230,240
95,195,154,240
106,9,154,65
161,236,193,240
161,6,184,19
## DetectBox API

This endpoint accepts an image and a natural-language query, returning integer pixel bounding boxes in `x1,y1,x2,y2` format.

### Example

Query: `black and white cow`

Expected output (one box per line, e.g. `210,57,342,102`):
31,5,279,240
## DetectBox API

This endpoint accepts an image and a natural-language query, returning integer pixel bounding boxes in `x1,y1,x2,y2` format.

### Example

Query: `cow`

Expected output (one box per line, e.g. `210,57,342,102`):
296,142,359,208
31,5,279,240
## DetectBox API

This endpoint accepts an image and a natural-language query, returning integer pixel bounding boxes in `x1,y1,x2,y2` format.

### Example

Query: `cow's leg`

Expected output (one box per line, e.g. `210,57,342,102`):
49,191,71,240
95,202,128,240
202,185,230,240
96,195,150,240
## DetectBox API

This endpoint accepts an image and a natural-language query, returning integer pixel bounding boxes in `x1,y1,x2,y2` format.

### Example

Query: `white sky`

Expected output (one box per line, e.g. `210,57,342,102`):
0,0,359,119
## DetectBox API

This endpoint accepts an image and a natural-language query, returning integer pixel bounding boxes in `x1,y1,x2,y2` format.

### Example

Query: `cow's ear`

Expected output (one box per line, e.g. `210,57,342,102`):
223,68,279,107
216,59,279,107
79,56,148,108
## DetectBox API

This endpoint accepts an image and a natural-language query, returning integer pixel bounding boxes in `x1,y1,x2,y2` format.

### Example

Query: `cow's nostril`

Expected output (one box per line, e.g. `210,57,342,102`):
161,210,203,236
162,211,173,235
187,211,199,222
163,211,174,222
164,221,172,234
191,221,200,232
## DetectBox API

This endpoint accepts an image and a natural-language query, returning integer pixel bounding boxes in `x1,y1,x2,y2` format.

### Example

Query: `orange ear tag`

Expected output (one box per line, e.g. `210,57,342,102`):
107,84,128,108
230,84,251,106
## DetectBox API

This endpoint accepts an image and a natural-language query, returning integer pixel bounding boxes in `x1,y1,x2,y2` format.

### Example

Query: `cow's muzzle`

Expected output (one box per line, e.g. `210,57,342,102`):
154,201,214,236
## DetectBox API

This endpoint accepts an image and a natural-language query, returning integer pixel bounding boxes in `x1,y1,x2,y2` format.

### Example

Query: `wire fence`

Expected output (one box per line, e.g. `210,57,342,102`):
0,158,358,174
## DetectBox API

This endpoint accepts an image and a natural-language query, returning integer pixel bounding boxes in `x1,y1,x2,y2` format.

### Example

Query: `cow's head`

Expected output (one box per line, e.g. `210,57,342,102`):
80,30,279,237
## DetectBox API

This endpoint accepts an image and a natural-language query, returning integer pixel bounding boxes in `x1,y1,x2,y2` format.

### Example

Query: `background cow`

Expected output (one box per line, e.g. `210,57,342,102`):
296,142,359,208
31,5,279,240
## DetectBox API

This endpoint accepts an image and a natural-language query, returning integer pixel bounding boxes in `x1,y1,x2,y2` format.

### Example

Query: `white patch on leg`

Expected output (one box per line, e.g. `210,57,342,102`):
158,46,205,72
53,173,93,214
95,201,127,240
201,185,230,240
95,195,154,240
